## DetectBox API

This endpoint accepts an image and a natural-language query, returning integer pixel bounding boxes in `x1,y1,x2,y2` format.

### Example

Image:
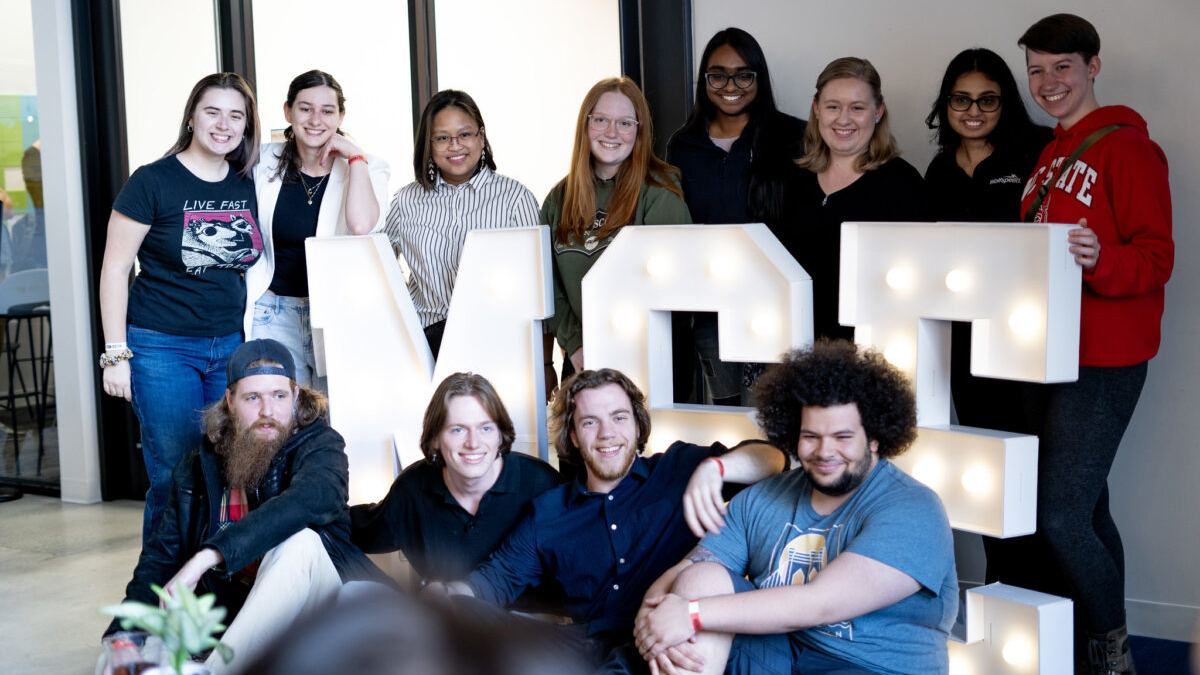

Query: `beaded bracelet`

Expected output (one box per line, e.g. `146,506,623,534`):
99,348,133,369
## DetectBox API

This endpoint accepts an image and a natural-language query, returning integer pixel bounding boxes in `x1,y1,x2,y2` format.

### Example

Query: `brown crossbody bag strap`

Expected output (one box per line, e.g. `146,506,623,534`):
1022,124,1129,223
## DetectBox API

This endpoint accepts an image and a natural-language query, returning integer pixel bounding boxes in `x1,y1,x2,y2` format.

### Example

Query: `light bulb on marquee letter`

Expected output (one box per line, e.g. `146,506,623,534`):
840,221,1080,537
945,269,970,293
950,583,1072,674
583,224,813,451
307,229,554,503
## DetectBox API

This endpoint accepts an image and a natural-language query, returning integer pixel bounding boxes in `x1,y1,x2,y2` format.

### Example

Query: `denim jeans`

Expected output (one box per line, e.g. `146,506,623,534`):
127,324,241,542
251,294,326,391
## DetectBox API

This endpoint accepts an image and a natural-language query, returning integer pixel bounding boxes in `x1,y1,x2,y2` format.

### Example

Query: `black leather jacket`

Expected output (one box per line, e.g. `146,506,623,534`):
106,418,383,635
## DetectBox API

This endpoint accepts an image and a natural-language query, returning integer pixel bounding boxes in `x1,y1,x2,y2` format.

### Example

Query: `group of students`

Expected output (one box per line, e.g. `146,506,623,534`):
98,11,1171,675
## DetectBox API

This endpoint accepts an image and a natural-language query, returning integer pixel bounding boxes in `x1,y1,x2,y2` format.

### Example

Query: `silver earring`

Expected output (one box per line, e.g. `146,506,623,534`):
479,146,487,170
187,123,193,133
428,159,437,183
874,117,881,124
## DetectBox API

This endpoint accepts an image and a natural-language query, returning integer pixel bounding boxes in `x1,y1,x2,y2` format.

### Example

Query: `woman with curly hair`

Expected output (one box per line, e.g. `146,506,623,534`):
543,77,691,378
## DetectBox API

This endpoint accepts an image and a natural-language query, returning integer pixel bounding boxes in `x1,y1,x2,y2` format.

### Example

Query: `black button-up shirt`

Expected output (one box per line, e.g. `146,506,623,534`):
466,441,728,634
349,452,561,581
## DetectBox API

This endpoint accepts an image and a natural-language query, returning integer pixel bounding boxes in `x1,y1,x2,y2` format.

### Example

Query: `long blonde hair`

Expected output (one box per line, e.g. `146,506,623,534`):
795,57,901,174
556,77,682,245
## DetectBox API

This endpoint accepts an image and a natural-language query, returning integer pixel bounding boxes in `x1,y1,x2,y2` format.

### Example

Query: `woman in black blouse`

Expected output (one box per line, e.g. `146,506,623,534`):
924,47,1051,222
924,48,1051,435
778,57,928,341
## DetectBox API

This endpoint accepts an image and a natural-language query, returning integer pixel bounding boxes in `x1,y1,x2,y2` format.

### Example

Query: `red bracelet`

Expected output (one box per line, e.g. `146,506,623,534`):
689,599,703,632
347,154,367,165
707,456,725,477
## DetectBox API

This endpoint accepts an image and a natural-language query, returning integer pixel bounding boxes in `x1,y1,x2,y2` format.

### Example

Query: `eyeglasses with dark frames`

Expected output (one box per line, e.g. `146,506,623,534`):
705,71,757,90
947,94,1001,113
432,130,480,149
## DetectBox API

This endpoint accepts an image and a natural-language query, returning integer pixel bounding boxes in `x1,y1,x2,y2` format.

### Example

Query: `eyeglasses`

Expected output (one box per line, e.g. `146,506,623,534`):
432,130,480,149
705,71,757,90
587,115,639,134
947,94,1001,113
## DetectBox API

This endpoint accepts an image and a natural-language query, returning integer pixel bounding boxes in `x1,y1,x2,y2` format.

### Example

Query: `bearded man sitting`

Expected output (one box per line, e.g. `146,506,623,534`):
102,339,383,674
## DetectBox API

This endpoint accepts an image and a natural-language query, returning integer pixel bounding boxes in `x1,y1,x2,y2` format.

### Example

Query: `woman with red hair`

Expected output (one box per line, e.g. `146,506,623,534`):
543,77,691,378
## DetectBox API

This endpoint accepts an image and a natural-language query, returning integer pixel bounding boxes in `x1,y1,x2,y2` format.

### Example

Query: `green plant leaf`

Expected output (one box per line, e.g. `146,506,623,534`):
214,642,234,664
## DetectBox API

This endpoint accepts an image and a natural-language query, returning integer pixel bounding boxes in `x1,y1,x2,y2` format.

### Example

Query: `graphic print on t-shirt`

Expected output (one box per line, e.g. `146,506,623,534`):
761,522,855,640
181,209,262,274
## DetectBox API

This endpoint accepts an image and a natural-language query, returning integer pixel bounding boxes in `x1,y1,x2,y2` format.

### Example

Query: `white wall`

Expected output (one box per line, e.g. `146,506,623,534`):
694,0,1200,640
252,0,414,196
119,0,218,171
32,0,100,503
435,0,621,205
0,0,36,95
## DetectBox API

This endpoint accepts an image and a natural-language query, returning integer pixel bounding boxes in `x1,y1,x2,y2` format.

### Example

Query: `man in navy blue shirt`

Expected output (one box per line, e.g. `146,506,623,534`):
430,367,786,670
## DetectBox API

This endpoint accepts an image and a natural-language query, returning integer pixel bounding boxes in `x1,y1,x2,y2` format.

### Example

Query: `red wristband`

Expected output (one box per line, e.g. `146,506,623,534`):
689,599,703,633
707,456,725,477
347,154,367,165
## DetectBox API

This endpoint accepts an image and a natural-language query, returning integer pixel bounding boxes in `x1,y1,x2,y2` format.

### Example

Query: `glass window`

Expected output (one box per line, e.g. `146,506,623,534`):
0,0,58,490
120,0,219,171
435,0,622,203
252,0,414,195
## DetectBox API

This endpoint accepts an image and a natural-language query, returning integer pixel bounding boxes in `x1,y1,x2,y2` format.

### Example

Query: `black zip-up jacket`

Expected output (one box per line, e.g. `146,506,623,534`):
666,110,806,225
105,418,384,635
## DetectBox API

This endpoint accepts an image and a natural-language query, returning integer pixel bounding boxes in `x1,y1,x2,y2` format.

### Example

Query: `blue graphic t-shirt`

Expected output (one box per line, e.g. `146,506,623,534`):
701,460,958,675
114,155,261,336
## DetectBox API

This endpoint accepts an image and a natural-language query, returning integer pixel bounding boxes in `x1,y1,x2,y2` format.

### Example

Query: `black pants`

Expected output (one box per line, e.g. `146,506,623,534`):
983,363,1147,636
424,320,446,359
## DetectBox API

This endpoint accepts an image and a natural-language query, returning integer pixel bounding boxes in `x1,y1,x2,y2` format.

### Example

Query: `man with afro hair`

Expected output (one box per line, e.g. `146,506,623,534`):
634,339,957,675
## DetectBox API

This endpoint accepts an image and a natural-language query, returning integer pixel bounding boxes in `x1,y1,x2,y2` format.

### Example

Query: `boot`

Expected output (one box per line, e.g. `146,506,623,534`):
1087,624,1137,675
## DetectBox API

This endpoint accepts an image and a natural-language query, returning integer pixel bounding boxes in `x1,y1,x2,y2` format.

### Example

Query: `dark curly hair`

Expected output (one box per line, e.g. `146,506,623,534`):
419,372,516,465
753,339,916,459
548,368,651,468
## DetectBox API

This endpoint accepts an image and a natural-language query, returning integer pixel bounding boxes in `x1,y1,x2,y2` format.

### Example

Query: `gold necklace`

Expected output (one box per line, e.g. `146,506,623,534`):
298,172,328,205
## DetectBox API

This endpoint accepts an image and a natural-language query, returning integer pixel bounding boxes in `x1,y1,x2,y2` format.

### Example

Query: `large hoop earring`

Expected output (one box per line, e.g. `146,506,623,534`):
428,158,437,184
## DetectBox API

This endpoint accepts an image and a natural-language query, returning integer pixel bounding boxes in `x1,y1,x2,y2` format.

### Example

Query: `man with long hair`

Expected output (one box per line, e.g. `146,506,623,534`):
430,367,787,671
103,339,382,673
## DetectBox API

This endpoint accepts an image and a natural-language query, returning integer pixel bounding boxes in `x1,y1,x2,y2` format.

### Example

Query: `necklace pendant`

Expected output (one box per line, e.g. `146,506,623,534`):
307,198,313,205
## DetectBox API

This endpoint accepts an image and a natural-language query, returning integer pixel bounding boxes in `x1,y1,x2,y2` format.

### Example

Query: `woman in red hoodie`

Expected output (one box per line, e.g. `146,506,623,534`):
1010,14,1173,675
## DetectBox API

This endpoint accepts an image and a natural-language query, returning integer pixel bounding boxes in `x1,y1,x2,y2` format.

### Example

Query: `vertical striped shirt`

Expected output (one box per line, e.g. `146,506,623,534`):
383,166,539,327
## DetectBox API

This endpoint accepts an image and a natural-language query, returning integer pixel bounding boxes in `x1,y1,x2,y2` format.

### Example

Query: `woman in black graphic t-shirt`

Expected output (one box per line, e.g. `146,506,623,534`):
99,73,263,542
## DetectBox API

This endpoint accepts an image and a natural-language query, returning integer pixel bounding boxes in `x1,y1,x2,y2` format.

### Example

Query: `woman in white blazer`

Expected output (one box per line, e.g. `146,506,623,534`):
247,70,389,391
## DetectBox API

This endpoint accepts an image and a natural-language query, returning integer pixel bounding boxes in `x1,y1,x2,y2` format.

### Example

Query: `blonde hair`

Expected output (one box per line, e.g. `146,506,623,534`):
556,77,682,245
796,57,901,174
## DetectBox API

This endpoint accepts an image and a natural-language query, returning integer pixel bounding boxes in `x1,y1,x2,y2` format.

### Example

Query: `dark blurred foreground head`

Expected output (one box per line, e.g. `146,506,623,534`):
234,585,590,675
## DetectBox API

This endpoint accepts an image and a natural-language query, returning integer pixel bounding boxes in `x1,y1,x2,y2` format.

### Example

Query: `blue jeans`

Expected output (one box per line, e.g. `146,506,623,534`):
251,294,326,391
127,325,241,542
723,572,876,675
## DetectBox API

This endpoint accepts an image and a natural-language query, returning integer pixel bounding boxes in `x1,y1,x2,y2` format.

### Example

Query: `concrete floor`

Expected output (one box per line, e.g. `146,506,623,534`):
0,494,143,675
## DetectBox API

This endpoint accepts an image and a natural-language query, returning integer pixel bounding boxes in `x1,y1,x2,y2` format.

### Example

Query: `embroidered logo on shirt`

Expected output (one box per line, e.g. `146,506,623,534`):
583,209,609,252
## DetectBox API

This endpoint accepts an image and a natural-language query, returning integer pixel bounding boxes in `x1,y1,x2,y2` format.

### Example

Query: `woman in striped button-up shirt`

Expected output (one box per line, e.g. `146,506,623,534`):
383,90,539,358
